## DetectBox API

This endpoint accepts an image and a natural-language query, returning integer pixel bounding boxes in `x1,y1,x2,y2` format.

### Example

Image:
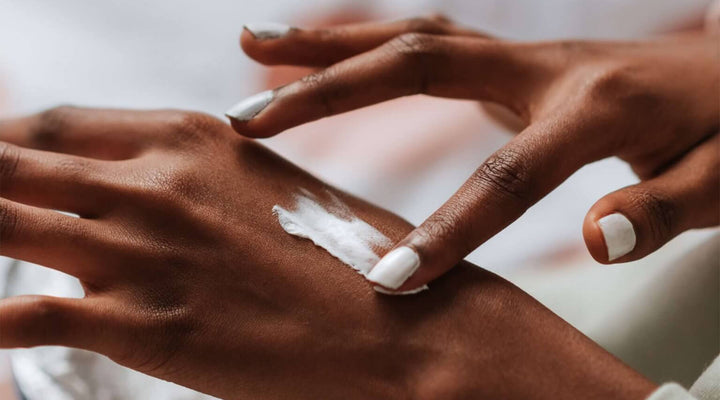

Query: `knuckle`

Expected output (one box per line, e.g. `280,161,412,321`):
20,297,70,344
389,32,439,58
57,156,95,182
0,201,19,243
474,148,533,204
386,33,442,94
585,64,665,112
32,105,77,149
586,65,635,96
164,111,225,144
163,169,200,199
118,295,198,375
0,142,20,184
627,189,677,241
26,297,64,323
136,167,203,206
300,70,340,116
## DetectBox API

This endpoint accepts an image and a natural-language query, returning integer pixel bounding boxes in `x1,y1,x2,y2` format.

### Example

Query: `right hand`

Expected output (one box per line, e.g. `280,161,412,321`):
0,107,655,399
229,16,719,293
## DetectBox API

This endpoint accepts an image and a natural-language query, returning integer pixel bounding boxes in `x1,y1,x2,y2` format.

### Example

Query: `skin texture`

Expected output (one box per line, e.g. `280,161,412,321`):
0,107,658,399
230,15,720,293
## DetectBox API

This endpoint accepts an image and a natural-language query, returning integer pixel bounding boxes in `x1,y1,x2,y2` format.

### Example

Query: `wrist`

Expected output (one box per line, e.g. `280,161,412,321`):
394,262,658,400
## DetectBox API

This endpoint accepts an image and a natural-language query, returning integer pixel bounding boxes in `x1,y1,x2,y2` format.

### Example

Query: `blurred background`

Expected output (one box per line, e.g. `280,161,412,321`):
0,1,717,399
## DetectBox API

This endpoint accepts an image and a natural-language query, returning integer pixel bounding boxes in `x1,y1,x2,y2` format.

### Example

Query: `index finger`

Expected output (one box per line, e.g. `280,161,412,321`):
368,113,613,293
241,15,491,68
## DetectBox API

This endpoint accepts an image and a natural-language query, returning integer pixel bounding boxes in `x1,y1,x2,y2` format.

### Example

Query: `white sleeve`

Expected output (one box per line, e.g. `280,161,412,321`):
690,356,720,400
647,355,720,400
646,384,696,400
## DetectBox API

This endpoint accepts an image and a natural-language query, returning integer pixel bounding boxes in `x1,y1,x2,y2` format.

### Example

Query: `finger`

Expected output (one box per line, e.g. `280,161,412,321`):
584,135,719,264
0,296,117,354
228,34,548,137
0,106,160,159
367,118,597,292
0,198,106,280
0,142,116,216
241,15,490,68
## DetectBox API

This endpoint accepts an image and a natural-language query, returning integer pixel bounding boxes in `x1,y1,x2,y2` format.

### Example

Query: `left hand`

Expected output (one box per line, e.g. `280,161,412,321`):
228,16,719,293
0,107,656,400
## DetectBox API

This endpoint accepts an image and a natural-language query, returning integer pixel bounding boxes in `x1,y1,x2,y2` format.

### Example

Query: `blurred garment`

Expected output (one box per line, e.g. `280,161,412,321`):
647,355,720,399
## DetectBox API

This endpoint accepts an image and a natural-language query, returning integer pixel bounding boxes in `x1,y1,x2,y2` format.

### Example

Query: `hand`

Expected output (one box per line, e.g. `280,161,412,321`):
228,16,719,293
0,107,656,399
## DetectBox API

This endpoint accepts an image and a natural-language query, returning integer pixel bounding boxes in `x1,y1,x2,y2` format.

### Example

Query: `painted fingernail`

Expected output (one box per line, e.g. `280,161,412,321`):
374,284,429,296
598,213,636,261
244,22,292,40
367,247,420,289
225,90,274,122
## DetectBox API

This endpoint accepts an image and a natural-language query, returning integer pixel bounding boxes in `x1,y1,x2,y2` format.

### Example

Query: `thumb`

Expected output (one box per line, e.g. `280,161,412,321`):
584,136,719,264
366,122,591,293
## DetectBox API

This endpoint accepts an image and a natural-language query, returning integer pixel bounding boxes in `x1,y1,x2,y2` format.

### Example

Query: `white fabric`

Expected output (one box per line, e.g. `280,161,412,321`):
646,355,720,400
690,356,720,400
648,384,696,400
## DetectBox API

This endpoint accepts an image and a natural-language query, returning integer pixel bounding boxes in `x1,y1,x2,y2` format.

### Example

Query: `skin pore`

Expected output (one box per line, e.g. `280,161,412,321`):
0,108,656,399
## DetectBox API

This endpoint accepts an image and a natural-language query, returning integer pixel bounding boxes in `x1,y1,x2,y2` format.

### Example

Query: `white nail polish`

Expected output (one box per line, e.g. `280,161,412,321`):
244,22,292,39
225,90,274,121
367,247,420,289
374,285,429,296
598,213,636,261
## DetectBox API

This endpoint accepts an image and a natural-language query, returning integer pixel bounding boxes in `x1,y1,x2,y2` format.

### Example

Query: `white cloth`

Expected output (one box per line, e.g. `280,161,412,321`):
646,355,720,400
649,384,697,400
690,355,720,399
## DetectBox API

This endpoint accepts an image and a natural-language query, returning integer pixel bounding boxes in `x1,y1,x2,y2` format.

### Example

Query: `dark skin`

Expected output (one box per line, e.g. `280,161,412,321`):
0,107,656,399
230,15,720,293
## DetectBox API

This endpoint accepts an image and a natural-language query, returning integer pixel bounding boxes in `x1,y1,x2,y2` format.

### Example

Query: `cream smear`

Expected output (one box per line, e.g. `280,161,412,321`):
273,189,428,295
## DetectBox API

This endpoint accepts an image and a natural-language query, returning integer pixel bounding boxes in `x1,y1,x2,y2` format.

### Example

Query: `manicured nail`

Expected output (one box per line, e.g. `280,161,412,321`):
225,90,274,122
367,247,420,289
374,284,428,295
597,213,636,261
244,22,292,40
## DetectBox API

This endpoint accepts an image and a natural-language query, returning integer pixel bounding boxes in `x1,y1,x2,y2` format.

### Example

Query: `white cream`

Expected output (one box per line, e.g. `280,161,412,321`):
273,189,428,295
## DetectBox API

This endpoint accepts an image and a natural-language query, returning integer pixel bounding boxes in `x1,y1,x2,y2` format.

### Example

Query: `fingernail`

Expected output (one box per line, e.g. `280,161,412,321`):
367,247,420,289
374,285,428,296
225,90,274,122
597,213,636,261
244,22,292,40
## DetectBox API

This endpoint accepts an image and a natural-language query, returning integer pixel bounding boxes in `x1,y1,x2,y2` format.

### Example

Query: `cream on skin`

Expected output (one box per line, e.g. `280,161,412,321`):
273,189,428,295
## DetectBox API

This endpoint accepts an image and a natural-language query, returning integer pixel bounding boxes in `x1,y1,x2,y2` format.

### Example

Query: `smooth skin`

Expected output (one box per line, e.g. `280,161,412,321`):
0,107,657,399
230,15,720,293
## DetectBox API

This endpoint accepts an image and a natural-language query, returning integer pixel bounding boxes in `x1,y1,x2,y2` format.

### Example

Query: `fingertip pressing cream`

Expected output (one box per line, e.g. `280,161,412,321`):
273,189,428,295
